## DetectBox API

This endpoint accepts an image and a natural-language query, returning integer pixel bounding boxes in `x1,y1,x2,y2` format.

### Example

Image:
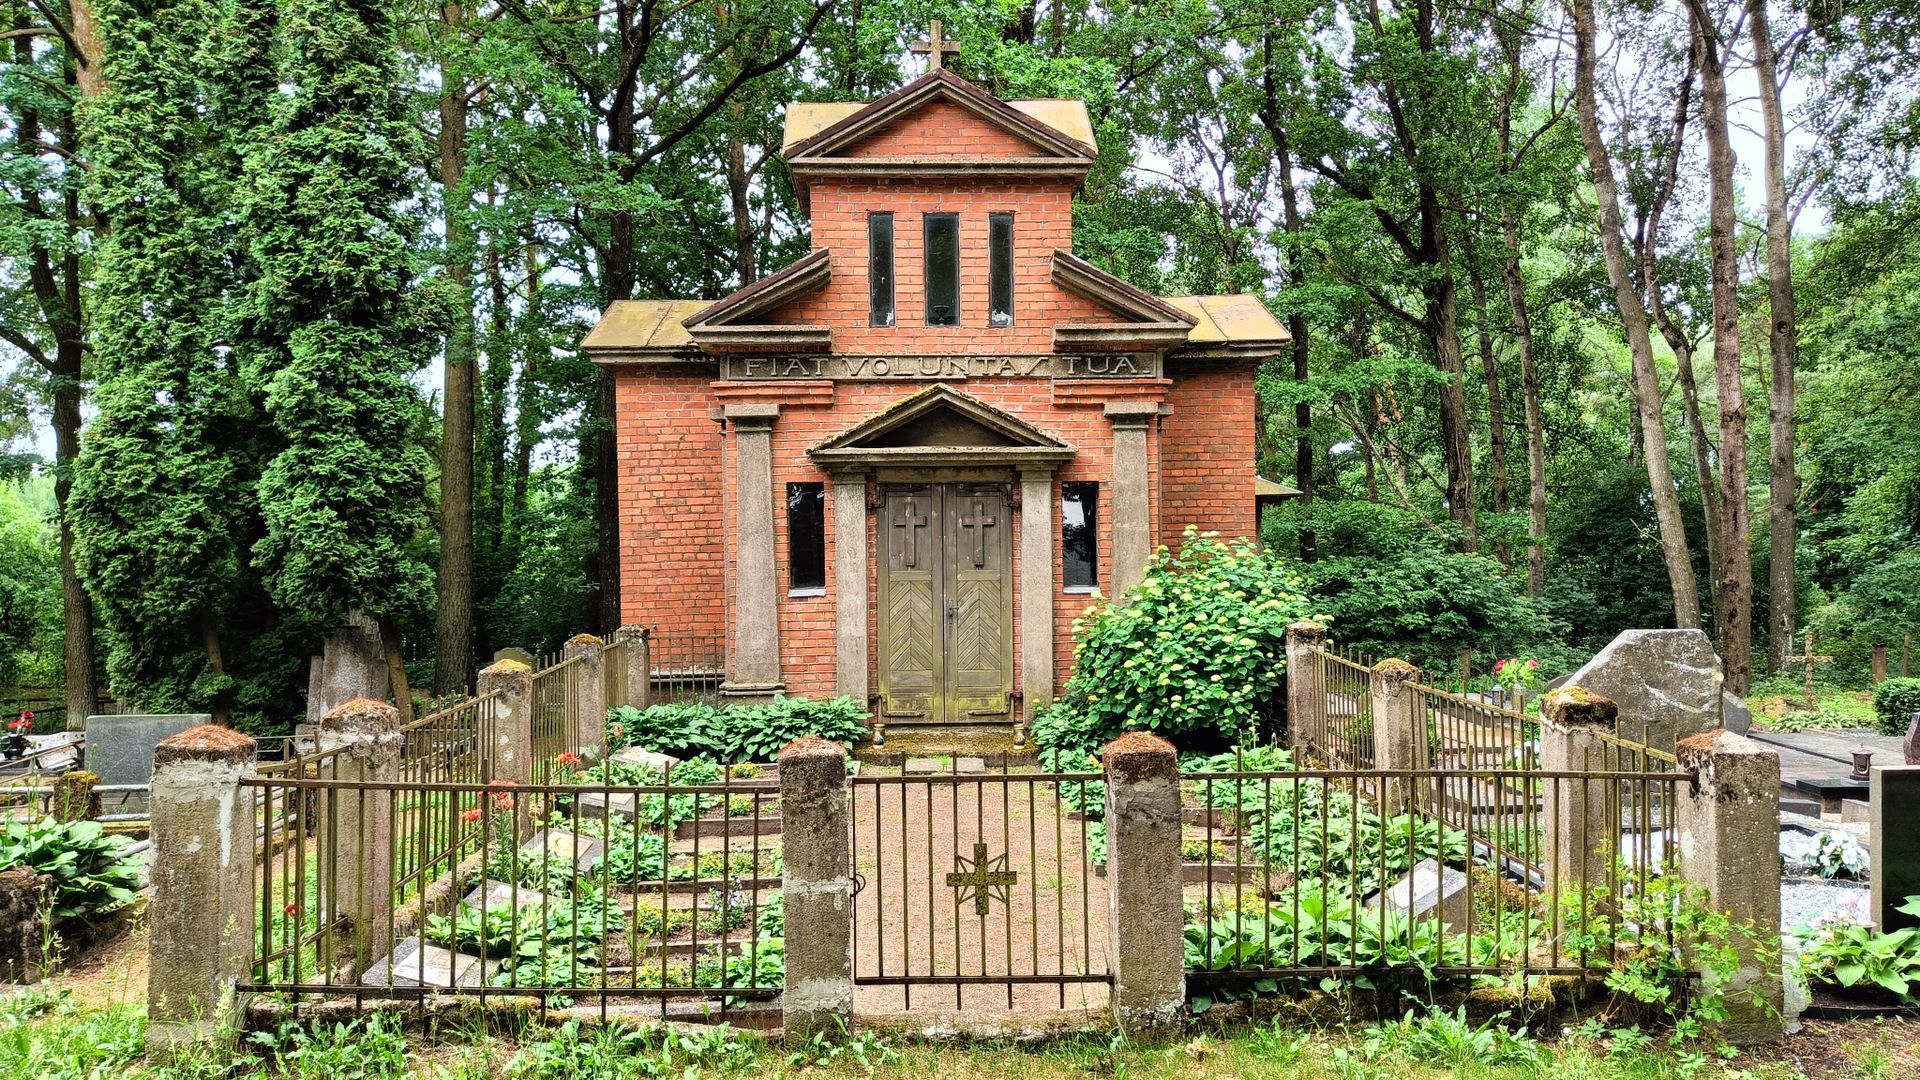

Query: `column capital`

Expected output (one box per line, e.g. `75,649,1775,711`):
1103,400,1160,427
723,401,780,427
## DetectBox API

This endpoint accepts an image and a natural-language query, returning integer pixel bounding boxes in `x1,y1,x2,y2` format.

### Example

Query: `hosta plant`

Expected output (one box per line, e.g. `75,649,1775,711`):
0,818,142,924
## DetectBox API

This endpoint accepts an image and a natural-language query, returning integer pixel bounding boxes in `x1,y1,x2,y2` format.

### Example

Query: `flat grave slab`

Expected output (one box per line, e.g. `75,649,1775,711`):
576,789,640,821
461,879,562,913
361,936,499,989
610,746,680,773
522,828,604,874
1365,858,1470,932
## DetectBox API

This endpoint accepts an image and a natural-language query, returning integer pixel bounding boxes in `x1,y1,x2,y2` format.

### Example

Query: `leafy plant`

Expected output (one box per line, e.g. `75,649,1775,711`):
604,695,869,763
0,818,141,923
1797,896,1920,1000
1364,1005,1539,1068
1037,529,1313,756
1806,830,1871,878
1873,677,1920,734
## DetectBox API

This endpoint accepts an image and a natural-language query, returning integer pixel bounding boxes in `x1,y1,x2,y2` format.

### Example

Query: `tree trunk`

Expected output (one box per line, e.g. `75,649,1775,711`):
1467,253,1510,567
1750,0,1798,673
1427,273,1478,549
1690,4,1753,692
432,9,476,695
199,614,229,727
725,134,757,286
1274,125,1314,561
1499,210,1548,598
1570,0,1703,628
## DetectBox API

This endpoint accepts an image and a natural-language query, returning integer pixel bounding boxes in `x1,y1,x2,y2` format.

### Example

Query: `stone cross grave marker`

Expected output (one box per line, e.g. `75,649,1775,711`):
1785,631,1834,709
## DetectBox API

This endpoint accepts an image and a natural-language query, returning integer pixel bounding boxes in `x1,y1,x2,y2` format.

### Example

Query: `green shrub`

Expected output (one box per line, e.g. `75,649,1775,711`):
1039,528,1312,757
605,695,869,763
1873,677,1920,734
0,818,141,924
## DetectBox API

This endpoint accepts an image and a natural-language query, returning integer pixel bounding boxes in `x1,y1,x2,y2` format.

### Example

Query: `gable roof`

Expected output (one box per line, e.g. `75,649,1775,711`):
809,384,1075,471
685,248,831,327
786,68,1097,161
784,96,1096,156
1049,251,1197,325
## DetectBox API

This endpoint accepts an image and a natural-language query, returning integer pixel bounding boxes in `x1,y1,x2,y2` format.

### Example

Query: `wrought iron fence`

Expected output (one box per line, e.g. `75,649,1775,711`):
243,766,782,1023
647,631,725,708
1180,763,1687,989
1308,648,1374,766
849,764,1111,1012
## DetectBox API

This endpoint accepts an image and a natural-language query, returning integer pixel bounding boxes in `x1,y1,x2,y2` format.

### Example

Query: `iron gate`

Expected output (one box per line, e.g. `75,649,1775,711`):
849,764,1111,1012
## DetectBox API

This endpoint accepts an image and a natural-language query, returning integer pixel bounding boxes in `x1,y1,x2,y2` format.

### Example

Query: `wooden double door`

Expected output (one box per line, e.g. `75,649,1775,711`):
876,483,1014,727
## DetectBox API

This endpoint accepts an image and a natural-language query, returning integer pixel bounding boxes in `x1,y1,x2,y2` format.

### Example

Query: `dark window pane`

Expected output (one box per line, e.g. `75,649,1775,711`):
924,213,959,325
788,483,826,592
869,213,895,327
989,212,1013,326
1062,482,1098,589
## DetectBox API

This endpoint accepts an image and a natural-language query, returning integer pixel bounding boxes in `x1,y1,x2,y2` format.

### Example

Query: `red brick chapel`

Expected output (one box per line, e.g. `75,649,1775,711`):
582,34,1288,746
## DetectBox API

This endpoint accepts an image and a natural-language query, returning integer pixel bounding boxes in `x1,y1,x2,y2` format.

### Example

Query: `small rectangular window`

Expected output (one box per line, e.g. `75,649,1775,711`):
787,483,826,593
988,212,1014,326
924,212,960,325
868,213,895,327
1062,482,1098,591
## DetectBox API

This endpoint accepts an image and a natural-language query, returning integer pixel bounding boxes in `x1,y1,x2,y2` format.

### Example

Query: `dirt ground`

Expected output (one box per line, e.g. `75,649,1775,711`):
848,766,1110,1014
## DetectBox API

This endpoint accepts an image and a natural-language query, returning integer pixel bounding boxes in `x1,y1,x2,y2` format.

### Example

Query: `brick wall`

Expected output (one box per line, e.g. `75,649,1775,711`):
1159,357,1259,546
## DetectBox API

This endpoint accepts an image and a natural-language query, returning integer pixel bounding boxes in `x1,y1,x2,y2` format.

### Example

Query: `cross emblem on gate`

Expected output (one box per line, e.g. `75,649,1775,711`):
947,842,1016,916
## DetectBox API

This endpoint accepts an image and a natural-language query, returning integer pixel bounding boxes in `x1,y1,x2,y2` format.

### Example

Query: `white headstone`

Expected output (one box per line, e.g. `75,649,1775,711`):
1366,858,1470,932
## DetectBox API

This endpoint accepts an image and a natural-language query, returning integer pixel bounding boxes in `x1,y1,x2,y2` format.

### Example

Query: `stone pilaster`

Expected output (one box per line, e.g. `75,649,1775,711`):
1018,467,1056,743
318,697,402,976
1675,729,1785,1044
1104,402,1157,600
147,724,256,1050
831,474,870,706
1101,731,1184,1034
616,625,652,712
478,658,533,831
562,633,606,758
724,403,784,701
1285,621,1329,755
1539,687,1619,918
778,736,853,1043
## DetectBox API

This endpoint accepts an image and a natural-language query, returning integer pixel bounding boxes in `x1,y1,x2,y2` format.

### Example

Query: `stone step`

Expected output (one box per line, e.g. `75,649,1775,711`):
854,723,1034,765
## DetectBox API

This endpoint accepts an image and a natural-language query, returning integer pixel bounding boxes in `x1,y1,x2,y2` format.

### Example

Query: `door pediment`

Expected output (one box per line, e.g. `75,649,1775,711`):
808,385,1074,471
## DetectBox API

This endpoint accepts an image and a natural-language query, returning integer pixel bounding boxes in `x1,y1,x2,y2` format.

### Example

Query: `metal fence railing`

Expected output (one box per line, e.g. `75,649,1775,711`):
243,767,782,1023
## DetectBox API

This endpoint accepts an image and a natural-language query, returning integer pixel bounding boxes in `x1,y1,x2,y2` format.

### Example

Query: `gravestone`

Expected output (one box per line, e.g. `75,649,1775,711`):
1364,858,1470,933
84,713,206,811
306,608,388,723
610,745,679,772
493,647,536,666
521,827,603,874
1870,765,1920,932
460,880,561,913
360,936,498,989
1562,630,1724,751
575,788,640,822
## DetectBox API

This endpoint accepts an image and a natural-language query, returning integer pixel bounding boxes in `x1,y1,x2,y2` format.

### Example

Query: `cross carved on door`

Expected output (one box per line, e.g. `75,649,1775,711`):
892,498,929,568
959,500,996,567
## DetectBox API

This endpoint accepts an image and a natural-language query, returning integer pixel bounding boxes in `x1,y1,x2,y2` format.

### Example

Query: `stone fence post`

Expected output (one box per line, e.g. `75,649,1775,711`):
617,625,652,713
1101,732,1184,1035
147,725,256,1049
1285,621,1329,756
1369,659,1429,812
318,698,401,978
479,659,534,830
778,736,852,1043
563,633,606,759
1675,729,1785,1044
1539,687,1618,920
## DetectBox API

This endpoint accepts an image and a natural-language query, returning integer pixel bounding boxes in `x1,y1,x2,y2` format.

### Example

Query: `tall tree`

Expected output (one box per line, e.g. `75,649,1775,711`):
1686,0,1753,691
241,0,436,645
70,0,256,722
1748,0,1798,673
431,0,477,694
1568,0,1703,628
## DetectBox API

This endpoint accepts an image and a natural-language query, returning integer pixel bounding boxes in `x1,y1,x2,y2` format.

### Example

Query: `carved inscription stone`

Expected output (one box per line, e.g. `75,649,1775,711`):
724,353,1161,380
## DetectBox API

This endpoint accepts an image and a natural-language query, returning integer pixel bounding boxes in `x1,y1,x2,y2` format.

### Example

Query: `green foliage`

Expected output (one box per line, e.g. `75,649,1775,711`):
1873,678,1920,734
1362,1006,1540,1068
0,818,141,924
1303,549,1565,673
604,695,869,763
1041,529,1312,757
250,1014,411,1079
0,482,60,689
1796,896,1920,1001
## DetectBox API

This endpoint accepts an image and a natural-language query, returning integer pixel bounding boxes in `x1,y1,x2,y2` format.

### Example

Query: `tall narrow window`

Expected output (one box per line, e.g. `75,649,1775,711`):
988,212,1014,326
868,213,895,327
1062,482,1099,591
924,212,960,325
787,483,826,594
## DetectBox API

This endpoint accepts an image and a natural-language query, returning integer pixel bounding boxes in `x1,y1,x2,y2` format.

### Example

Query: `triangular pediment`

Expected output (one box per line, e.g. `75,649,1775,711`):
809,385,1074,471
786,69,1096,163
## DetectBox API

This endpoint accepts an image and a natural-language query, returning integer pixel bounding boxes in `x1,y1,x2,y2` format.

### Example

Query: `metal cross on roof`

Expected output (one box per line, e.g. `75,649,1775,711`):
910,19,960,72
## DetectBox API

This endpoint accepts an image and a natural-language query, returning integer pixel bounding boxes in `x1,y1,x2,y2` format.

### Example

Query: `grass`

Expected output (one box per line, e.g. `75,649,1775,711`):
2,987,1916,1080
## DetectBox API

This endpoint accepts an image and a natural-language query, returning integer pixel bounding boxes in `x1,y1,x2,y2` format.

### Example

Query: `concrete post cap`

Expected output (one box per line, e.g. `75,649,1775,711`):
777,734,849,762
1286,620,1329,641
479,658,532,678
1540,686,1619,729
1676,727,1769,761
565,633,604,648
154,724,256,767
320,697,400,734
1371,657,1420,690
1100,731,1177,782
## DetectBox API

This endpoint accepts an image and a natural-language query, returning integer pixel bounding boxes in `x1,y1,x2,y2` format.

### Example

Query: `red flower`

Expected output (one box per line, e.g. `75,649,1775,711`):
284,902,299,917
555,752,581,767
461,807,484,823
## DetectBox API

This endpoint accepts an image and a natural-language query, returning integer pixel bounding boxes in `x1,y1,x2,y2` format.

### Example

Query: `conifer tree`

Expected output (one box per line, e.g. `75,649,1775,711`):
70,0,257,717
240,0,436,640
